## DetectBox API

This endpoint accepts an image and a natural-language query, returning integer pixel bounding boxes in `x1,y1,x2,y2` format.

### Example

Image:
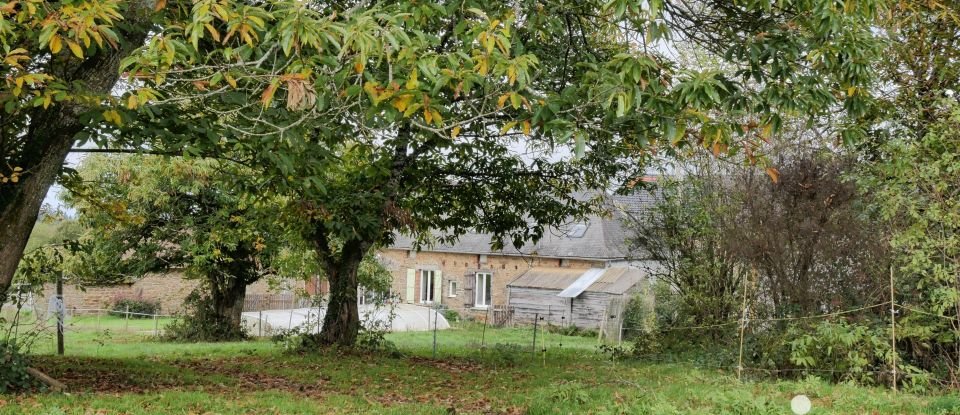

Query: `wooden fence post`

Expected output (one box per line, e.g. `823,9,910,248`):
890,265,897,392
737,269,753,382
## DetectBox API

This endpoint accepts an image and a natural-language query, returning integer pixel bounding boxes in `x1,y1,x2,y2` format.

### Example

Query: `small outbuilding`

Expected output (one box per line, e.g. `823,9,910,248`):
507,267,646,332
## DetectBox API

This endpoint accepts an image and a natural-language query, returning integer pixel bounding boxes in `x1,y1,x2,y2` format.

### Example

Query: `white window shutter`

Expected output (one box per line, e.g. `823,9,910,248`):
433,270,443,305
405,269,415,304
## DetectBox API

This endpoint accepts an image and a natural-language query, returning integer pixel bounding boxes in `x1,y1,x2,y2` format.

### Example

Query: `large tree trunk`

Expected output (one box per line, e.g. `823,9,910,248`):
0,136,74,299
211,275,248,331
317,239,368,346
318,260,361,346
0,4,153,303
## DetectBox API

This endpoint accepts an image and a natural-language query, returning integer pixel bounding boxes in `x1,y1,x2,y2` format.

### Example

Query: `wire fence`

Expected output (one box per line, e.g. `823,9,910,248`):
1,283,930,390
1,305,178,340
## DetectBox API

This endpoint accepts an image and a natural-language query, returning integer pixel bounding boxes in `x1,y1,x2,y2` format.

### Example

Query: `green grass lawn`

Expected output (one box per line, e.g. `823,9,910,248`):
0,322,949,414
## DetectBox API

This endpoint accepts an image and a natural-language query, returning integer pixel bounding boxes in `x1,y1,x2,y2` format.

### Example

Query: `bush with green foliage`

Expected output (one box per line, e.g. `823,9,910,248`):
110,294,160,318
164,290,247,342
743,320,932,392
620,287,656,341
0,340,37,393
485,343,526,366
441,308,460,323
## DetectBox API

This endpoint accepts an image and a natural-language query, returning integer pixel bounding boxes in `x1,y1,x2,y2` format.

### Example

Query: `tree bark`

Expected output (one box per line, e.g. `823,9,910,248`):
0,135,74,299
318,239,367,346
0,3,153,303
210,274,248,331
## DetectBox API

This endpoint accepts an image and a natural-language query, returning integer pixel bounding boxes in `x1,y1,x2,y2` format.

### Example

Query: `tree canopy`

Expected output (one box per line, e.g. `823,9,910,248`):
65,154,314,337
1,0,888,345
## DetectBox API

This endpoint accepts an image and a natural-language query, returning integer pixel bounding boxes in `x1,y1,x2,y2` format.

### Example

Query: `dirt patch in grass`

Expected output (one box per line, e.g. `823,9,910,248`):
171,357,330,395
31,356,328,395
29,354,523,413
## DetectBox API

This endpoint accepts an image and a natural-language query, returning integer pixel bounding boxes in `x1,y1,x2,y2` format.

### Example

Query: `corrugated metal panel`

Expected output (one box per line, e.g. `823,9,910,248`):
589,268,644,295
507,267,584,290
507,267,645,296
557,268,606,298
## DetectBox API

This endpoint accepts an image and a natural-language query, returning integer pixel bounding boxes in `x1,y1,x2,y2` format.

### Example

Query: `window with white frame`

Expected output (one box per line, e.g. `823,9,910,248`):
475,272,492,307
420,270,435,303
448,280,458,297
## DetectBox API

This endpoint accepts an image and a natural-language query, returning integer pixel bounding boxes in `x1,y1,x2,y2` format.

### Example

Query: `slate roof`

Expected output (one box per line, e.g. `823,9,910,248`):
388,188,657,261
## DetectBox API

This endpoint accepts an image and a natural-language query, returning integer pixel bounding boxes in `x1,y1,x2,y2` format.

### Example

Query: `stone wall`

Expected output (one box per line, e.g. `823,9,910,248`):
34,272,293,316
378,249,603,317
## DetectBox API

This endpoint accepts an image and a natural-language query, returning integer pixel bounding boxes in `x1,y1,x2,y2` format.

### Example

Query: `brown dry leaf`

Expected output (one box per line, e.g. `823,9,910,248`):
285,78,316,111
765,167,780,183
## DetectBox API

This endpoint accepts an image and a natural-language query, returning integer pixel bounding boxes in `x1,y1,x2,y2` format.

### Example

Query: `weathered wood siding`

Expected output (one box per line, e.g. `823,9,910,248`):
508,287,570,325
508,286,624,329
571,292,618,328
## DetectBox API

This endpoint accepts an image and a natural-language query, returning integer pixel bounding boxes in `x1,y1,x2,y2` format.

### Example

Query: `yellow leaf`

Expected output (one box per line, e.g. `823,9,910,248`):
224,73,237,88
522,120,531,135
49,35,62,54
846,86,857,97
451,126,461,139
392,94,413,112
424,107,433,124
354,61,364,74
510,92,521,109
500,121,517,134
760,124,773,141
406,69,419,90
155,0,167,11
261,83,277,107
103,110,122,126
475,57,488,76
431,109,442,127
66,40,83,59
204,23,221,43
127,94,138,109
497,94,509,109
765,167,780,184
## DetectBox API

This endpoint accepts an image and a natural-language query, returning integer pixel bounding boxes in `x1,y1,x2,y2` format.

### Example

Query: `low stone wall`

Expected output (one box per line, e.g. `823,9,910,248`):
33,273,293,316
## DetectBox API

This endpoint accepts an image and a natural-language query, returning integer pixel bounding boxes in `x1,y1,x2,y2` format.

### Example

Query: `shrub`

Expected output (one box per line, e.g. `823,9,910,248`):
441,308,460,323
164,290,247,342
110,293,160,318
747,320,931,389
621,289,656,341
0,340,37,393
486,343,525,366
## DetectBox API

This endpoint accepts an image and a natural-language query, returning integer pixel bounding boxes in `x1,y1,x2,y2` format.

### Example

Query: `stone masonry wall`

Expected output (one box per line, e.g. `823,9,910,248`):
35,272,289,316
378,249,602,317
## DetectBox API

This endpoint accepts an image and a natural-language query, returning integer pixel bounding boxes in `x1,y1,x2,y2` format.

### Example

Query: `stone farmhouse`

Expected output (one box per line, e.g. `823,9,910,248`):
377,190,658,330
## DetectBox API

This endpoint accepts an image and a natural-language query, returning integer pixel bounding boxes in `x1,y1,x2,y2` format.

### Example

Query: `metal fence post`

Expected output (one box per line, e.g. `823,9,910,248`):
125,304,130,332
480,306,490,350
532,312,539,357
259,310,263,337
56,272,64,356
432,306,438,359
154,312,159,336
